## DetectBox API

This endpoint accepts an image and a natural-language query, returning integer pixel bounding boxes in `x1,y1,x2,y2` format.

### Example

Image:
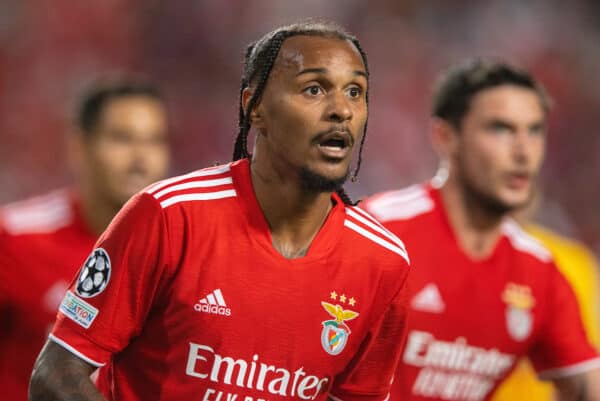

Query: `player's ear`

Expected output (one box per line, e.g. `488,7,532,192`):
242,87,265,130
430,117,459,161
241,87,253,115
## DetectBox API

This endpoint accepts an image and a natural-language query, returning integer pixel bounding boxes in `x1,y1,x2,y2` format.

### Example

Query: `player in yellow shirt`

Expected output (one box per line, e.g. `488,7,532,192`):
493,197,600,401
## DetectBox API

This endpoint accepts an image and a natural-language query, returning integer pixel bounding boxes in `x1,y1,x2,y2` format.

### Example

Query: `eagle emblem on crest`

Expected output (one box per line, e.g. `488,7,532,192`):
502,283,536,342
320,302,359,355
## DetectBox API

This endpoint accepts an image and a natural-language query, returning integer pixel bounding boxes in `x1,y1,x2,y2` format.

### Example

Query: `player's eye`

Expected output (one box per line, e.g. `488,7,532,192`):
304,86,323,96
529,124,545,136
347,86,362,98
487,121,512,135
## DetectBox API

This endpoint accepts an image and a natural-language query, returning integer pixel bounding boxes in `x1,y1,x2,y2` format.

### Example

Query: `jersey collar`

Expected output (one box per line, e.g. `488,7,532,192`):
230,158,345,265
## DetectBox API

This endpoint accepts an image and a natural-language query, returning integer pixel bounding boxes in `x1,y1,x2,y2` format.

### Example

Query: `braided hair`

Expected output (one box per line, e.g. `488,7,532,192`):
233,21,370,205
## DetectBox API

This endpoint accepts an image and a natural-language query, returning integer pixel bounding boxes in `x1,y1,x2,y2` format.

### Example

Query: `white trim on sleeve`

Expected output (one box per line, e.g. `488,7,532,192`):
48,333,106,368
538,357,600,380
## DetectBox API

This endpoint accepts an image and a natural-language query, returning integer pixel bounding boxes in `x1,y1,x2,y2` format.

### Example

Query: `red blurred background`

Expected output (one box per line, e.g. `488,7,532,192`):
1,0,599,253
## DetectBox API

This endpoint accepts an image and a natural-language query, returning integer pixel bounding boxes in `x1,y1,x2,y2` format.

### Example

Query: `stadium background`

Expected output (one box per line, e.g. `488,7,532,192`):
1,0,599,255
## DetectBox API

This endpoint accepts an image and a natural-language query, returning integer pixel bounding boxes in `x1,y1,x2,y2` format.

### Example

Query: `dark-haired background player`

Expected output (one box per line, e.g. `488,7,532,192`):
362,60,600,401
0,78,170,401
29,21,411,401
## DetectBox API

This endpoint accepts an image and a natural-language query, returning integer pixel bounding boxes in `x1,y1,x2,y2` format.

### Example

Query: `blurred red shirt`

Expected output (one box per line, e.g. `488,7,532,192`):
0,189,96,401
362,183,600,401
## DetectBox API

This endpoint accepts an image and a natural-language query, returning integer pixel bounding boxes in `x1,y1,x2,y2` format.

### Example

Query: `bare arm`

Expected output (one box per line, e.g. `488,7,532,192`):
29,340,106,401
554,368,600,401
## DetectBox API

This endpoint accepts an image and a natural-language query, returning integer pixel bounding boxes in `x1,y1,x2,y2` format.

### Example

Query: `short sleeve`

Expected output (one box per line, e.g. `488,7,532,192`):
530,265,600,380
329,270,410,401
50,192,171,367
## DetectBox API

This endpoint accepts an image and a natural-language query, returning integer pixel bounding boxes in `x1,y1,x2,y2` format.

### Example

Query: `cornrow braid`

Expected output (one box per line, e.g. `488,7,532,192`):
233,31,295,160
233,44,256,159
233,21,370,205
348,38,369,183
335,187,354,205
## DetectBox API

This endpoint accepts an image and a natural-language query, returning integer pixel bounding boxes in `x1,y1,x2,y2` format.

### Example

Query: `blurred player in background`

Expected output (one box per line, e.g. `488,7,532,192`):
0,78,170,401
362,60,600,401
29,21,411,401
493,189,600,401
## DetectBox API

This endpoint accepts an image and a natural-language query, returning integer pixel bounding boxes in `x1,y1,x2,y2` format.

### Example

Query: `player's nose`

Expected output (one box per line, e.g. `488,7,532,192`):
512,129,533,165
326,91,353,122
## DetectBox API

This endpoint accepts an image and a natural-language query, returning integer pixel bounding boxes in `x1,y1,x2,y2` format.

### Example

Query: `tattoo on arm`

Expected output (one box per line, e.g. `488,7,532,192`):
29,340,107,401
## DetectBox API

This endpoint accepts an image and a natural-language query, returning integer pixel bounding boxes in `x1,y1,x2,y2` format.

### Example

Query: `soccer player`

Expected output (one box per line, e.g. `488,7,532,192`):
29,21,411,401
493,192,600,401
0,79,170,401
361,60,600,401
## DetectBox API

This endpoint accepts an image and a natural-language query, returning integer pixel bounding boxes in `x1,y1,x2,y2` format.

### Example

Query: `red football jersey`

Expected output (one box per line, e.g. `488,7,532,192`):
51,159,411,401
0,190,97,401
361,183,600,401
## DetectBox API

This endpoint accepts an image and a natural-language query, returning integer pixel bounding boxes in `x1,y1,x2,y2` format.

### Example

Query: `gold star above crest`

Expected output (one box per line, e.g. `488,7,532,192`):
349,297,356,306
330,291,338,300
340,294,347,303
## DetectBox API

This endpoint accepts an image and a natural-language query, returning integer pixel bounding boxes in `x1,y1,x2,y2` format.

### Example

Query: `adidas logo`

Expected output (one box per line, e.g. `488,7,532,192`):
194,289,231,316
411,283,445,313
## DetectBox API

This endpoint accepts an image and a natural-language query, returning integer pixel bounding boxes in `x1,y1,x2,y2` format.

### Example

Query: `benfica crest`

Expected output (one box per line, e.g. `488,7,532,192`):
320,302,359,355
502,283,535,341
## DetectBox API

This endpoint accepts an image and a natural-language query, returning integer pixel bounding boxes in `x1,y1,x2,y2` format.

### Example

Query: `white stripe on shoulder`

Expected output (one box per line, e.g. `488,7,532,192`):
370,184,427,207
365,186,434,222
502,219,552,262
2,190,73,235
537,357,600,380
159,189,237,209
344,219,410,264
352,202,387,226
146,164,231,195
48,333,105,367
346,206,407,252
152,177,233,199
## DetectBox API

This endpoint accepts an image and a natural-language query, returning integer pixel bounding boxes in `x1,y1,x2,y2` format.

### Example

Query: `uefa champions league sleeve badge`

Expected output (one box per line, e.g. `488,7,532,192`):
320,293,359,355
76,248,112,298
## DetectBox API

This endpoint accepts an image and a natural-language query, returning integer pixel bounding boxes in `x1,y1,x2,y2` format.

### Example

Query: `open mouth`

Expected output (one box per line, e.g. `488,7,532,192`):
320,137,348,149
313,128,353,160
317,134,352,160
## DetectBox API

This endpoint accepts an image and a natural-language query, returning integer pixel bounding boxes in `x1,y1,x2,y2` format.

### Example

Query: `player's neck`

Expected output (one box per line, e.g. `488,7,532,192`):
440,178,505,260
79,187,121,236
250,158,333,260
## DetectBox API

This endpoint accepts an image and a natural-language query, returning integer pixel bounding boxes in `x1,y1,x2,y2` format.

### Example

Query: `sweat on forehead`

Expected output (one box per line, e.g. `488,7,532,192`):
272,36,362,73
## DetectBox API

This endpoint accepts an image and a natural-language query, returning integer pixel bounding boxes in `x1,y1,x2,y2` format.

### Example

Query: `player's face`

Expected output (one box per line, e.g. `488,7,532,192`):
82,95,170,206
453,85,546,212
252,35,368,190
